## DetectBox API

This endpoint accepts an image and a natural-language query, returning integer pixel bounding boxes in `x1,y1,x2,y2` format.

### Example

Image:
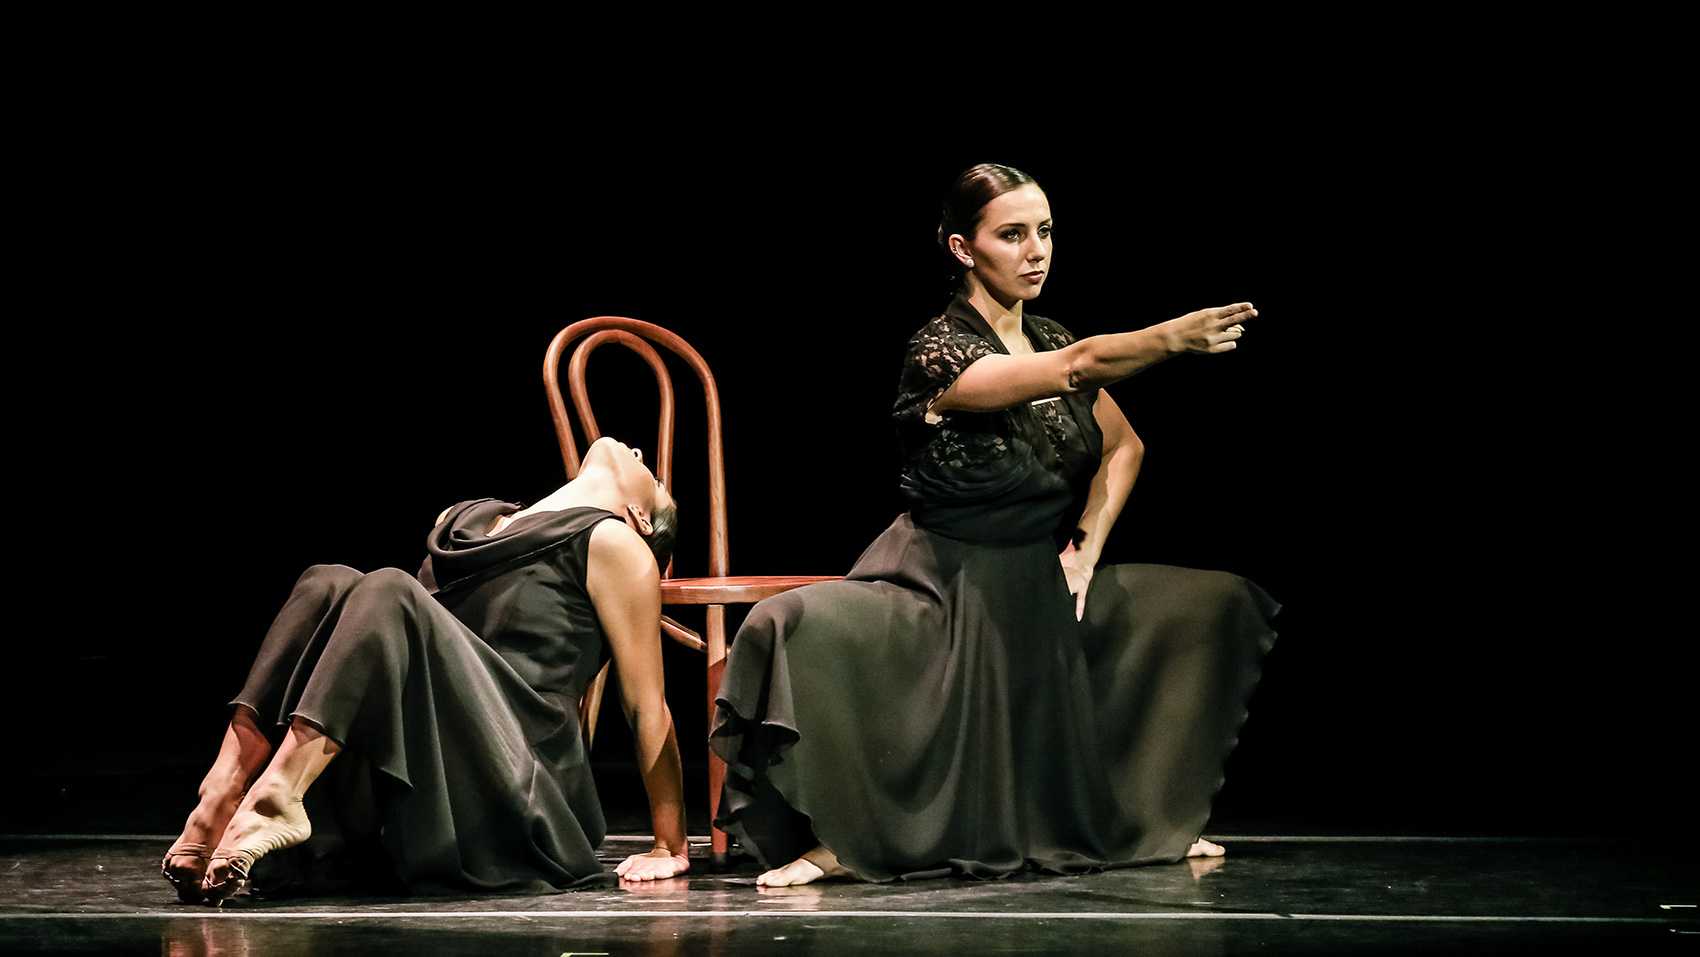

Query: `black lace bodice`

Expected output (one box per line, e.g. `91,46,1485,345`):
892,294,1103,546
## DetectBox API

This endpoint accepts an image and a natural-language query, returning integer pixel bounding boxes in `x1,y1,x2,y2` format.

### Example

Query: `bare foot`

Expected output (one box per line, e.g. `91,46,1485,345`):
201,782,314,904
161,841,212,903
163,788,250,902
615,848,691,882
164,711,273,903
756,845,852,887
1186,839,1226,858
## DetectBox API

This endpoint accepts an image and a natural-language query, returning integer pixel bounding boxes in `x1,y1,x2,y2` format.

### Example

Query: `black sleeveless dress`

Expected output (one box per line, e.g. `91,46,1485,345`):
710,295,1280,881
232,502,619,895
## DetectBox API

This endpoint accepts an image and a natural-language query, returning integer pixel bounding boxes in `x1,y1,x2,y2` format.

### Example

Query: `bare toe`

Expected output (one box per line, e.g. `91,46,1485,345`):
200,790,313,903
202,849,258,906
161,843,210,903
1186,839,1226,858
757,845,854,886
757,858,824,887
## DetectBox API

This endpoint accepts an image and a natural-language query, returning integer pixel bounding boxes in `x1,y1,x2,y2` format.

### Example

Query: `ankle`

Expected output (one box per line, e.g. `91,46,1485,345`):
196,770,248,808
239,777,305,817
179,801,231,840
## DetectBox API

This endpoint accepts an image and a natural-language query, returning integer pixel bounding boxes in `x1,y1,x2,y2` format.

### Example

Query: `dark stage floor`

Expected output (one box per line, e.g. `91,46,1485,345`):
2,833,1694,956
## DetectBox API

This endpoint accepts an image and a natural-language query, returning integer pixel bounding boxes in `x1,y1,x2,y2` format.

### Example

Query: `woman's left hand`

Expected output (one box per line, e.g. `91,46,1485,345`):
1059,542,1093,622
616,847,691,881
618,849,690,890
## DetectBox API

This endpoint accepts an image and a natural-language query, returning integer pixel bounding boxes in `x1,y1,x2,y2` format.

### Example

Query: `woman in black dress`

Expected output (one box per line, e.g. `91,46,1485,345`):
711,164,1279,886
162,436,690,903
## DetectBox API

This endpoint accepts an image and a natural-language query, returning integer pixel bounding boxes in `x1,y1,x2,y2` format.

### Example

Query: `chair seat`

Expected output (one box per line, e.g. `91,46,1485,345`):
660,575,840,604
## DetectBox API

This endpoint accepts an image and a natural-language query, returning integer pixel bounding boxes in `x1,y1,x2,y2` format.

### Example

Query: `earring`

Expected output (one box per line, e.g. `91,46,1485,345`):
964,258,975,267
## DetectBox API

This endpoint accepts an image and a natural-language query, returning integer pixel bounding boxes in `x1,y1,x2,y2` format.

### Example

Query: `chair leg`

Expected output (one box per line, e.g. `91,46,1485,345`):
706,604,730,859
580,661,611,752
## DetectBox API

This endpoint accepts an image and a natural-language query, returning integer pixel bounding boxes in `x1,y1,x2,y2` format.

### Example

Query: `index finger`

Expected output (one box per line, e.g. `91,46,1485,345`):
1217,302,1256,324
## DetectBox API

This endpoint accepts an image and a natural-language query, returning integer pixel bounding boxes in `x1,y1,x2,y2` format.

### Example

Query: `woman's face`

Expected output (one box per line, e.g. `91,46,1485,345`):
954,183,1053,308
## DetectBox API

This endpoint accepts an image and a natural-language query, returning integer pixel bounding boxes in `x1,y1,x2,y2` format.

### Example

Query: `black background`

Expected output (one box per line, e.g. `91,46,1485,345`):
12,68,1689,840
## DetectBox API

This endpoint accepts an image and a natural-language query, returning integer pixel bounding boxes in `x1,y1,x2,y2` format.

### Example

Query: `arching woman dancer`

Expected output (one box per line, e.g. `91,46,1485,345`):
162,437,690,903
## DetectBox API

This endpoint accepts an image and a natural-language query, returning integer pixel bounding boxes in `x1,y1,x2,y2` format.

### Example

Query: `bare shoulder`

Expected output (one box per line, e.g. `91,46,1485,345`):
585,518,661,628
588,518,660,580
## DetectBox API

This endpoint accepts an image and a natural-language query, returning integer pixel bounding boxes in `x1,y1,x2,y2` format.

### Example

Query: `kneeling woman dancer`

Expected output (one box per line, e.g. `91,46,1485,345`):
711,164,1280,886
162,437,689,903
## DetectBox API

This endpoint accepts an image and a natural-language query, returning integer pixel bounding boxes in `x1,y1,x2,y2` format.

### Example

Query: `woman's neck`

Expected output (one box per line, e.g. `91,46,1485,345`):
485,476,617,535
512,474,622,521
963,284,1028,354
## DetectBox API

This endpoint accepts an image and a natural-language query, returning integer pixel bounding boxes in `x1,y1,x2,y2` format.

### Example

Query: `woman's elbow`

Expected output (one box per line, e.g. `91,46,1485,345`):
1104,422,1144,468
622,698,673,731
1064,345,1116,392
1123,429,1145,460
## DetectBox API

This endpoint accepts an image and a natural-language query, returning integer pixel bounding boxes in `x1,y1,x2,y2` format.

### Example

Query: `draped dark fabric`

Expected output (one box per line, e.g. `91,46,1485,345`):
233,503,619,895
711,295,1279,881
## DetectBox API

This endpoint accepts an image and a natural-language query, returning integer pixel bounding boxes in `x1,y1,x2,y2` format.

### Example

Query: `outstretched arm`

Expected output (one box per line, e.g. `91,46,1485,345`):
933,302,1256,414
1060,391,1143,620
585,521,690,881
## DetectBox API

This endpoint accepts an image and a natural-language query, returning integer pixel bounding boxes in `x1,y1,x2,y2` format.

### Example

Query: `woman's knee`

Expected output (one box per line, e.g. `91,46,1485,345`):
317,568,436,665
343,567,429,610
1191,569,1252,613
339,568,443,642
266,565,364,639
739,582,894,646
293,564,364,599
1088,566,1250,646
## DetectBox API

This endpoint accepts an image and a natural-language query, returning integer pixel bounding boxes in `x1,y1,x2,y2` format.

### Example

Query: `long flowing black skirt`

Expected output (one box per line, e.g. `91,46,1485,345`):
233,564,607,895
711,514,1278,881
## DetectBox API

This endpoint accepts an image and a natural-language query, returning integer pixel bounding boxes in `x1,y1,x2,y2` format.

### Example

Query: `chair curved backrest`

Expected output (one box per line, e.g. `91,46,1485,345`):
544,317,726,580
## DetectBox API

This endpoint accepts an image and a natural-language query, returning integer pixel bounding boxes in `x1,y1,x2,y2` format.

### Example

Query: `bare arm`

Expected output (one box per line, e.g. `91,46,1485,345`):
585,521,690,880
933,302,1256,415
1060,392,1143,620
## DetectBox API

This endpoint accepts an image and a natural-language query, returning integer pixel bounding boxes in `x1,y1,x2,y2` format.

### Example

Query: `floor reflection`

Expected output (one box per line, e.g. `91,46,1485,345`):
0,836,1688,957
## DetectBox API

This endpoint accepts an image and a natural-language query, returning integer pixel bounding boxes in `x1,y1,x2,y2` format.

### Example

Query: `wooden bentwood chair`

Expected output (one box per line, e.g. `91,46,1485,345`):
544,317,838,858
